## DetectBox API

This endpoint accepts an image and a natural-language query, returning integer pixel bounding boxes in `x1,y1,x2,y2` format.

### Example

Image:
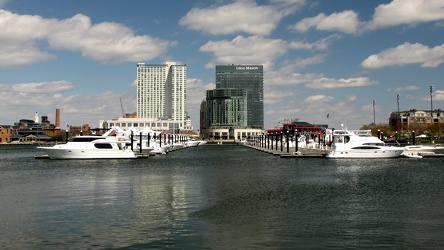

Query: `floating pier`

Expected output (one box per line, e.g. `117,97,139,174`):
243,144,328,158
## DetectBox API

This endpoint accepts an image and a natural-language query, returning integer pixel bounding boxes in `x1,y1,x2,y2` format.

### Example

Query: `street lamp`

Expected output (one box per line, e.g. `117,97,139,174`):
397,93,400,130
373,100,376,125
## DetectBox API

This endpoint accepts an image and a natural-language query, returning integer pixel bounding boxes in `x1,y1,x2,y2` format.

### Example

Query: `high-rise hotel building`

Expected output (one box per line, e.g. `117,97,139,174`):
100,62,193,134
137,62,187,121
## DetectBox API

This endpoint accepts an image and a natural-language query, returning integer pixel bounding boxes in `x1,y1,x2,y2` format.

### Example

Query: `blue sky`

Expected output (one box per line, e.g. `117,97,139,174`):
0,0,443,130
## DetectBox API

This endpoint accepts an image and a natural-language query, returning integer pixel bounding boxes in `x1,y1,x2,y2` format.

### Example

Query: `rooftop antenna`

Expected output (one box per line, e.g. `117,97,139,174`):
119,97,125,118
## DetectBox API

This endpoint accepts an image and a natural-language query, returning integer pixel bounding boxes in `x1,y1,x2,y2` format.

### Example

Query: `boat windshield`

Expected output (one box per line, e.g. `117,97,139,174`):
70,137,104,142
358,134,373,137
351,146,381,149
334,135,350,143
94,143,113,149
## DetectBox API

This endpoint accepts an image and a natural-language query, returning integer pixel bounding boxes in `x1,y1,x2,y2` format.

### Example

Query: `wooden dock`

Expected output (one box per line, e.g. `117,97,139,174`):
244,144,328,158
244,144,444,158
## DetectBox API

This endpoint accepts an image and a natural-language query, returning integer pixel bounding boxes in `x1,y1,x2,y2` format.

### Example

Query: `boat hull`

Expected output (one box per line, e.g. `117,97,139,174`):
184,141,199,147
326,148,403,158
38,147,137,159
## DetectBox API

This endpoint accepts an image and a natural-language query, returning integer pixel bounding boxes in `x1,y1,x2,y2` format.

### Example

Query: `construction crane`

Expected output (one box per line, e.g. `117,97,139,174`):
119,97,125,118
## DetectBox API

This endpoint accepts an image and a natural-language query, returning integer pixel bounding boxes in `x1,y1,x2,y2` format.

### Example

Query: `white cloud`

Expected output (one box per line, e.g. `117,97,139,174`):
0,92,49,107
0,10,56,67
0,45,55,67
286,54,327,68
264,88,296,105
297,94,336,120
200,35,289,68
10,80,75,93
185,78,215,126
368,0,444,29
306,77,379,89
289,34,340,50
0,80,74,111
47,14,172,63
433,90,444,101
266,70,320,86
292,10,360,34
0,10,172,67
292,13,324,33
200,35,331,69
186,78,214,106
265,105,302,116
361,42,444,69
0,84,8,91
302,94,334,104
0,82,133,127
265,94,361,126
179,0,304,35
292,1,444,34
418,89,444,102
0,9,51,42
387,86,421,93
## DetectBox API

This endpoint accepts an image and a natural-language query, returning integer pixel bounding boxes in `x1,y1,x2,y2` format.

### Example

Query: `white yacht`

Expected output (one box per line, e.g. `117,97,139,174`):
111,126,165,155
184,140,200,147
402,144,444,157
196,140,207,145
326,129,404,158
37,136,137,159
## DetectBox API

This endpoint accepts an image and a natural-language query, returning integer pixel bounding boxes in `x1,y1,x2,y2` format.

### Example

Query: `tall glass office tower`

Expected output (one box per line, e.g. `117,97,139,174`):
206,65,263,129
206,88,248,128
136,62,187,121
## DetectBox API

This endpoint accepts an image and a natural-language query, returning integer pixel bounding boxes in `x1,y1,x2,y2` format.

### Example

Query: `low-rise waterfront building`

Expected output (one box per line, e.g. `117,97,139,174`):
0,110,62,143
201,127,263,141
0,125,15,143
99,117,195,134
389,109,444,130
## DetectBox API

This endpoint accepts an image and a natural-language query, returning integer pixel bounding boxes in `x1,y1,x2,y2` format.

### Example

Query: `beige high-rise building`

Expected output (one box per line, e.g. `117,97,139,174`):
136,62,187,121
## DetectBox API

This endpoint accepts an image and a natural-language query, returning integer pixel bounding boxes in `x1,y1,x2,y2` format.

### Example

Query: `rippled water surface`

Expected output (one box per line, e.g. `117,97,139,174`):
1,144,444,249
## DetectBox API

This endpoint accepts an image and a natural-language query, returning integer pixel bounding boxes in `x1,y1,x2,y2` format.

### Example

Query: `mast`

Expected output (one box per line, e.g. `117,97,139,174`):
120,97,125,118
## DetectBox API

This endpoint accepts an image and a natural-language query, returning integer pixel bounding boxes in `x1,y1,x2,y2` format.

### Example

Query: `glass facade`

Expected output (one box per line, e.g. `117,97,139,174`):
211,65,264,129
206,88,248,128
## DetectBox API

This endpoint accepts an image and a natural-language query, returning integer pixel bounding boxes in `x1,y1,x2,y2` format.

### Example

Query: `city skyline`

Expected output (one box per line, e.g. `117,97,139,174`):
0,0,443,130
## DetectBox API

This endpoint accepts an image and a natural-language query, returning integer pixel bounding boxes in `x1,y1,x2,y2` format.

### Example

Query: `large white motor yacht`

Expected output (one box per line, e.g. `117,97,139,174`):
37,136,137,159
326,129,404,158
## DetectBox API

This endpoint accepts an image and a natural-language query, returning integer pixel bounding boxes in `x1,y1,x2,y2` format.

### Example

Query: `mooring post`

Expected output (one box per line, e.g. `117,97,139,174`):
139,132,142,154
286,133,289,153
130,131,134,152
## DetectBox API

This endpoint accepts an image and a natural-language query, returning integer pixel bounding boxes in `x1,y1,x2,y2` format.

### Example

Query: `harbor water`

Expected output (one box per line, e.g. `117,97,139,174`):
1,144,444,249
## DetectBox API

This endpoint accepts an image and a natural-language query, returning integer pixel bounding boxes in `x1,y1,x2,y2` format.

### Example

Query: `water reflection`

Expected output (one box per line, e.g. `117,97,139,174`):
1,145,444,248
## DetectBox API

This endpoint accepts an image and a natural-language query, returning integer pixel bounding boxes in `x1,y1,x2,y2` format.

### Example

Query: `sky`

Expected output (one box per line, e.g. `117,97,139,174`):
0,0,443,131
